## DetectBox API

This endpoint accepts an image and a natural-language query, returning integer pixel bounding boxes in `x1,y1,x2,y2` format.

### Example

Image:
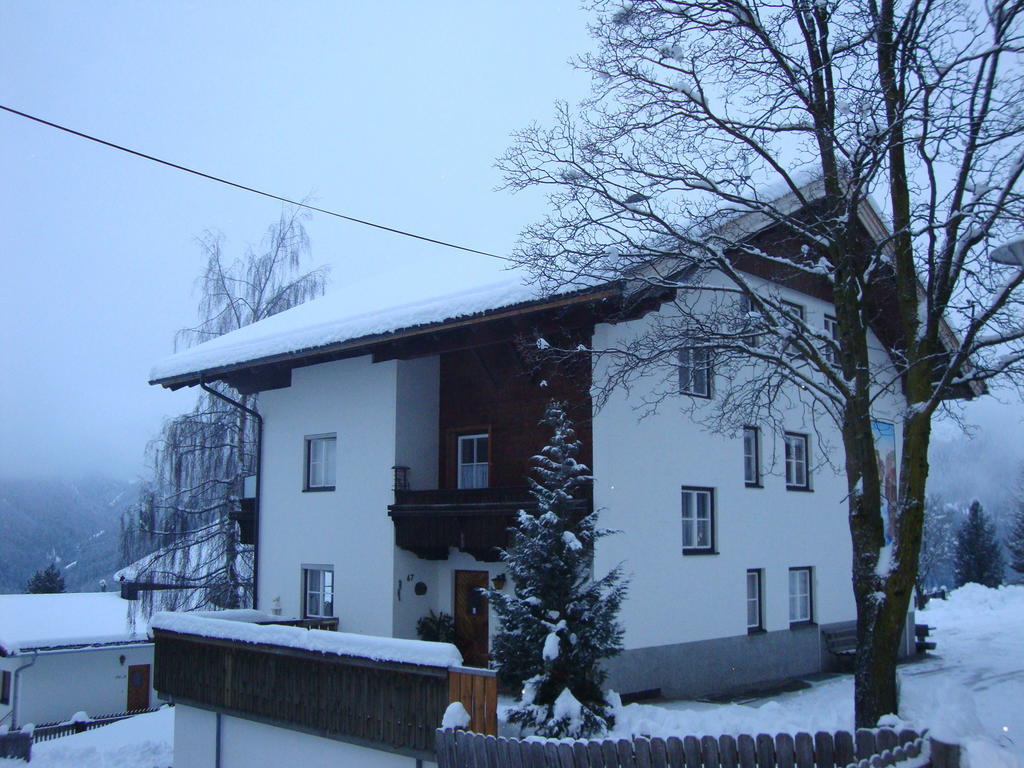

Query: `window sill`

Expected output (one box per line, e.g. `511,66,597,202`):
680,392,712,399
745,482,763,489
786,486,813,493
789,620,817,630
682,549,718,556
747,627,766,636
303,486,336,493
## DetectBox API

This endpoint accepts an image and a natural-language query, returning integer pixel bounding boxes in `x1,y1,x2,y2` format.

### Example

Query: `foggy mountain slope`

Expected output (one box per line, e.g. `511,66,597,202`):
0,475,137,593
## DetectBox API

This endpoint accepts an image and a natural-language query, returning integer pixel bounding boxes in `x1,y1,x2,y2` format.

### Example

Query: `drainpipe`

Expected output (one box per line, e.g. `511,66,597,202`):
200,379,262,609
9,650,39,729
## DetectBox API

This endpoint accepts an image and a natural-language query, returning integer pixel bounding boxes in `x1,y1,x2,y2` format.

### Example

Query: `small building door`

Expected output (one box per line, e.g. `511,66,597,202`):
126,664,150,712
454,570,489,667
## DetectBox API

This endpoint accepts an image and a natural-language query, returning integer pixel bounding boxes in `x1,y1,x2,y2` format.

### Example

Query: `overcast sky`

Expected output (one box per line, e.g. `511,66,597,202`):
2,2,1022,500
0,2,592,480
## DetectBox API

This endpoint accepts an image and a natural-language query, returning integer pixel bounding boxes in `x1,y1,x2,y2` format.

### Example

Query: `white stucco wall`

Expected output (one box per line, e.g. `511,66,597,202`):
172,704,434,768
592,276,905,651
257,356,399,636
1,643,154,727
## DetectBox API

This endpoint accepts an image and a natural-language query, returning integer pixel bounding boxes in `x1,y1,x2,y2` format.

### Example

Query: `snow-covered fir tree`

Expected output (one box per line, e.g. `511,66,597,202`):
1008,501,1024,577
489,401,626,738
954,501,1005,588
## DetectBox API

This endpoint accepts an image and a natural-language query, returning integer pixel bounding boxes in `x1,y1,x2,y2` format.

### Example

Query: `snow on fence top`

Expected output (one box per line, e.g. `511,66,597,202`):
150,272,603,384
0,592,147,655
150,612,463,668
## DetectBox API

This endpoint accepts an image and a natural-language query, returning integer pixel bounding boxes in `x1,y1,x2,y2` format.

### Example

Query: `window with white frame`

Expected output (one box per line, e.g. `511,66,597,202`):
305,434,337,490
824,315,840,365
679,347,712,397
739,294,762,347
743,426,761,487
458,433,489,489
789,567,813,623
303,567,335,618
746,569,764,631
780,300,805,356
681,486,715,553
784,432,810,490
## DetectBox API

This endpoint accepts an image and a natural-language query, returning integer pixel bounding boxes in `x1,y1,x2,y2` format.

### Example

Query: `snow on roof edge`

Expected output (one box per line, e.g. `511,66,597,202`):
150,612,463,668
149,276,617,386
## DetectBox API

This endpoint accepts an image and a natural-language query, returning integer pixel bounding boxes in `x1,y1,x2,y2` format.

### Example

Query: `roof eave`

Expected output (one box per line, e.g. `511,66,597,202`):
150,282,627,390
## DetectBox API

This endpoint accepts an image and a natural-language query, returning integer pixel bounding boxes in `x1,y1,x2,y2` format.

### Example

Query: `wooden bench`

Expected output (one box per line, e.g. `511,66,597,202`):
915,623,936,653
822,626,857,670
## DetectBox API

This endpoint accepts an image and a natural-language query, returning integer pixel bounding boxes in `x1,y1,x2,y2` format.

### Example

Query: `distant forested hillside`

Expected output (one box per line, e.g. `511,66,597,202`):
0,476,137,593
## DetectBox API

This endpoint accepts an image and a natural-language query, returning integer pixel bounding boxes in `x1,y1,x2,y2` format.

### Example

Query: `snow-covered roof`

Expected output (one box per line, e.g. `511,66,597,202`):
0,592,147,655
150,271,613,387
150,612,463,668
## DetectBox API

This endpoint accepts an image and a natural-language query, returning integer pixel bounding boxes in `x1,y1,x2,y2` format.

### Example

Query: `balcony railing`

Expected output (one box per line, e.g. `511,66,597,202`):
153,625,459,759
388,486,592,560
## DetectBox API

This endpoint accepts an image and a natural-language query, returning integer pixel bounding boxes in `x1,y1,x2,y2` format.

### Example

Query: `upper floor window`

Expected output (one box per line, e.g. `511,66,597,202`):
780,300,805,356
746,569,764,632
789,567,813,624
739,294,761,347
743,426,761,487
458,433,489,489
679,347,712,398
304,567,335,618
824,315,840,365
681,486,715,553
784,432,810,490
305,434,337,491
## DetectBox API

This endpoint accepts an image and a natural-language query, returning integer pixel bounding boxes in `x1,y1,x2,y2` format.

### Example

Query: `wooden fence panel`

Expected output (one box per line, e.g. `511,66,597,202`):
433,727,938,768
793,732,814,768
700,735,719,768
717,734,738,768
775,732,795,768
834,731,855,766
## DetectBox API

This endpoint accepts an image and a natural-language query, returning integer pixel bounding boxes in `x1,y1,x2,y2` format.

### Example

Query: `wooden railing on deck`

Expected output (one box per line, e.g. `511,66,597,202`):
153,627,498,759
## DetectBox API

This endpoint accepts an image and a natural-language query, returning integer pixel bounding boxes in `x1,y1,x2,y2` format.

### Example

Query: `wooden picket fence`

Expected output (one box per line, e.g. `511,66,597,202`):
435,726,945,768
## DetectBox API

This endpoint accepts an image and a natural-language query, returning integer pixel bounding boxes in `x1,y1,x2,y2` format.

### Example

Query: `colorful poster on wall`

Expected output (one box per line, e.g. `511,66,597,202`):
872,421,898,544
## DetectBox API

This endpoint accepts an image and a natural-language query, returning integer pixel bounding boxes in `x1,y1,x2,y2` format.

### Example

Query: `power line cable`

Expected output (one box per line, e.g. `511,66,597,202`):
0,104,510,261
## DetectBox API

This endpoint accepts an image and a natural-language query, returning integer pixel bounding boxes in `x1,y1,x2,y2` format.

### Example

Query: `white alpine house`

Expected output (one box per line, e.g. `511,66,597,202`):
148,200,935,702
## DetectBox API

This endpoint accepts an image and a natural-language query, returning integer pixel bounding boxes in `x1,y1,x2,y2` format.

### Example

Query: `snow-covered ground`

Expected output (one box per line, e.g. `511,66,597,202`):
3,584,1019,767
0,707,172,768
606,584,1022,767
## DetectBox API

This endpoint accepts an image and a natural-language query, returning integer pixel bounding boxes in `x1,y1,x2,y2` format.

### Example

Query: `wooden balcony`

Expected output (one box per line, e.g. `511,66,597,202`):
388,487,592,561
153,627,450,759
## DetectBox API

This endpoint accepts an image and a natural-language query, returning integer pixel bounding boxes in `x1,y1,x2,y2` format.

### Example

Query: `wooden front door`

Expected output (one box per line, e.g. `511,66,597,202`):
126,664,150,711
454,570,490,667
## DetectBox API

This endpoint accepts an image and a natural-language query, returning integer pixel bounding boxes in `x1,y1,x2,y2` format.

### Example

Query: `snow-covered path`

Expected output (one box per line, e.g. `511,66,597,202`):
608,584,1023,767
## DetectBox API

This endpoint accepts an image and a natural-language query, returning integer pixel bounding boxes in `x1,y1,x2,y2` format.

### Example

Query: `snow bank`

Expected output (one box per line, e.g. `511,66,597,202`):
150,612,463,668
0,592,146,655
442,702,471,729
150,273,601,382
0,706,174,768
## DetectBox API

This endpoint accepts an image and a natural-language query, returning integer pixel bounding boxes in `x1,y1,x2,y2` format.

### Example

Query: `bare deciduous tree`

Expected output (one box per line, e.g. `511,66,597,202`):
121,209,328,614
499,0,1024,725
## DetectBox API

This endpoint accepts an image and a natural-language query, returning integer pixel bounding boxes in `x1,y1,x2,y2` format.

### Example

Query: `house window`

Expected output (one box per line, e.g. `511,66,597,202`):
781,300,805,356
784,432,810,490
304,567,335,618
746,569,764,631
743,426,761,487
739,294,761,347
1,670,10,705
789,567,813,624
824,315,840,365
458,433,489,489
305,435,337,491
679,347,712,397
681,486,715,553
